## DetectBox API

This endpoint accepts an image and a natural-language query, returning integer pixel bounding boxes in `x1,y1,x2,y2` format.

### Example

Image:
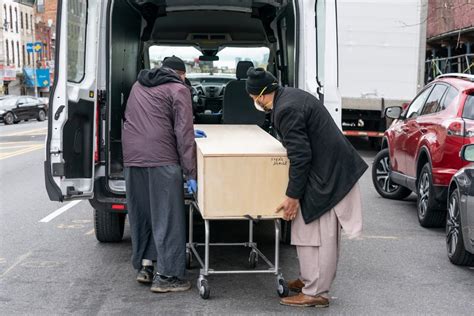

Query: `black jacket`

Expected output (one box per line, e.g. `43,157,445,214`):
272,87,368,224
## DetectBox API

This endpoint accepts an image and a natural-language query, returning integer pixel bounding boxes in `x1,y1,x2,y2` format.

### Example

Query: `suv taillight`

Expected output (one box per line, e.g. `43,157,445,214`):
464,120,474,137
447,119,464,137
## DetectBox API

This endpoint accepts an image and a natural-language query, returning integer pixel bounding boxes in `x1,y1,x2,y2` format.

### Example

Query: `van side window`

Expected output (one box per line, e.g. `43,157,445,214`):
439,86,458,111
67,0,87,82
462,95,474,120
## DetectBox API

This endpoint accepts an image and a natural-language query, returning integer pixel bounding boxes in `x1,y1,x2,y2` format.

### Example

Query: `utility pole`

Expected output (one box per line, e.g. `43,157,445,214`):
32,19,38,98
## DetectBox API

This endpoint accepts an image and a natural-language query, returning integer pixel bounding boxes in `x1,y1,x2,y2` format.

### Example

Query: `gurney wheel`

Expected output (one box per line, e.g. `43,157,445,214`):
198,278,210,299
277,277,289,297
186,249,192,269
248,250,258,269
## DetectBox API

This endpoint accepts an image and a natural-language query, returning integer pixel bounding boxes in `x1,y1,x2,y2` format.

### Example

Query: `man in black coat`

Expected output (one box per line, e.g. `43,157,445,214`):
246,68,368,308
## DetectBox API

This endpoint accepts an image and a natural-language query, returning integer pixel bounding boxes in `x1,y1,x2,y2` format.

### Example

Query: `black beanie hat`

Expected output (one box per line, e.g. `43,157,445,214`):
162,56,186,72
245,67,279,95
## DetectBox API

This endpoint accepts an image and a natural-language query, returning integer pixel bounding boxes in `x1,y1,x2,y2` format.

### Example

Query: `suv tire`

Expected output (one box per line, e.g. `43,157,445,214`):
4,112,14,125
372,149,411,200
94,209,125,242
446,188,474,266
417,163,445,227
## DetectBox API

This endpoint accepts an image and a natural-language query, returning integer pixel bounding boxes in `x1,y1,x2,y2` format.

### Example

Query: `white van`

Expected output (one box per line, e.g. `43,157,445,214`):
44,0,340,242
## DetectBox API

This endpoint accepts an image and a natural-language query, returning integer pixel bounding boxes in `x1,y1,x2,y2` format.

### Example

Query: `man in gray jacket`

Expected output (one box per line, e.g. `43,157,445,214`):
122,56,197,293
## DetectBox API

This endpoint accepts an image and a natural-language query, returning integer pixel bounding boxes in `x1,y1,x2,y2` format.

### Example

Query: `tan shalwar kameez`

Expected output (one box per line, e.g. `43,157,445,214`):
291,182,363,299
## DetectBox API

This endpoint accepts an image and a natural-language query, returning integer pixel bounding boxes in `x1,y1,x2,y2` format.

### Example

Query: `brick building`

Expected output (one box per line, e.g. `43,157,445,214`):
426,0,474,80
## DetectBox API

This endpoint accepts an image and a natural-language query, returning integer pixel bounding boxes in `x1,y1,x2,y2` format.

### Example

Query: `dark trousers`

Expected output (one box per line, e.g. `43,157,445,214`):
124,165,186,278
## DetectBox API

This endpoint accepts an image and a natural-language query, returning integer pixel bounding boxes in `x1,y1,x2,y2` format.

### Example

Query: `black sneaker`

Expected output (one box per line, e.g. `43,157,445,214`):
150,274,191,293
136,266,154,284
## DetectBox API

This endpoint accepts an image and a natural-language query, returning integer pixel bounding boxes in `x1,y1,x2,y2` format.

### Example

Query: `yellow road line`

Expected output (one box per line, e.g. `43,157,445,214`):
2,127,47,137
0,144,44,160
0,144,43,150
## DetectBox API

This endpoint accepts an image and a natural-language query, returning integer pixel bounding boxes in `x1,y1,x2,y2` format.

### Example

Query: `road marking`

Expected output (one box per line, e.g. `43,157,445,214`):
0,252,32,280
2,127,47,137
0,144,44,160
85,229,95,236
39,200,82,223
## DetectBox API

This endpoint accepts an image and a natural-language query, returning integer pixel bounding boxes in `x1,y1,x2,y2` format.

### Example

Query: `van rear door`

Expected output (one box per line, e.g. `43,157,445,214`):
297,0,341,126
45,0,98,201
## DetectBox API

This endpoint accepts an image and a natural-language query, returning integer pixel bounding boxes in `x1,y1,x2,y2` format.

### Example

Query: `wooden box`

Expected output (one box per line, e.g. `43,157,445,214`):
195,125,289,219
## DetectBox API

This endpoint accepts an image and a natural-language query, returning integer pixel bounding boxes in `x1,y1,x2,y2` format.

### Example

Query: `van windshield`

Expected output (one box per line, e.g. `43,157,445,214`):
149,45,269,78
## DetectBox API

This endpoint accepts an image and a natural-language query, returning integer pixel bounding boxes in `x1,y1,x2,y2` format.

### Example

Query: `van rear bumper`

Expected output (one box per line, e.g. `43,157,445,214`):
89,177,194,212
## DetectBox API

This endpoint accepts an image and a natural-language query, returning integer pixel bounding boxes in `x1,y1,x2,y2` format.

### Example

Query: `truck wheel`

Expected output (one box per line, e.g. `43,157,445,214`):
417,163,445,228
94,209,125,242
372,149,411,200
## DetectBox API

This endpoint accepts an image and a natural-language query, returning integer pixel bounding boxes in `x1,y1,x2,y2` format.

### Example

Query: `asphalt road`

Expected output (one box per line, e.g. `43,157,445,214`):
0,121,473,315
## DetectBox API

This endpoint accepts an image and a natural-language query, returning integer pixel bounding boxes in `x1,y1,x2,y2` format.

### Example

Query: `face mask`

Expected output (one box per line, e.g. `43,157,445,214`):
254,96,272,113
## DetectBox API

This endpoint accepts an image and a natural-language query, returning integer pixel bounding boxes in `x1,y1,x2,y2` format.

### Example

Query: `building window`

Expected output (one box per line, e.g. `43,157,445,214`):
25,11,28,30
14,8,18,33
22,44,25,66
3,5,7,29
27,47,31,65
17,41,20,67
37,0,45,13
6,40,9,65
30,15,33,32
20,12,23,29
11,40,15,65
9,6,12,31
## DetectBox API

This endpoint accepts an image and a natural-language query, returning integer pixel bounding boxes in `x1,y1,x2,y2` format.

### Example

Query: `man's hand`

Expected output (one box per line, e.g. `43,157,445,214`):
187,179,197,195
276,196,300,221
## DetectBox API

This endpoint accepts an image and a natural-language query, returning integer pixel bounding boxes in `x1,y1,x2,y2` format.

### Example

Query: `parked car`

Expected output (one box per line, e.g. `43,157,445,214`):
0,96,48,125
446,143,474,266
372,73,474,228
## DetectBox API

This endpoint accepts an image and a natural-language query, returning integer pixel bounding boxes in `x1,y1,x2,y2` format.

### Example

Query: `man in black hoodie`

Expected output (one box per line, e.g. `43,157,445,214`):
122,56,196,293
246,68,368,308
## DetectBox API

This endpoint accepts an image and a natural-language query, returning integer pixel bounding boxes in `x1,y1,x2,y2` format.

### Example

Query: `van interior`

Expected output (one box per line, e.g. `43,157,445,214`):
105,0,298,186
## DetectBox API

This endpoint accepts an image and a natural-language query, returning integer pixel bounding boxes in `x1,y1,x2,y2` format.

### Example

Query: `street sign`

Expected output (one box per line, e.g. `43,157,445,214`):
26,43,34,53
33,42,43,53
26,42,43,53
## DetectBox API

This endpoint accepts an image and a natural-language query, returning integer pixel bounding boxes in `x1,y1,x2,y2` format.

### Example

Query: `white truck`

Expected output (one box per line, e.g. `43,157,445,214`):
337,0,428,147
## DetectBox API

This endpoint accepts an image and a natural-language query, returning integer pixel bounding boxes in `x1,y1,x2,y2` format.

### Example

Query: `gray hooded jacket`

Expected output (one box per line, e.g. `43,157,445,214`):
122,67,196,180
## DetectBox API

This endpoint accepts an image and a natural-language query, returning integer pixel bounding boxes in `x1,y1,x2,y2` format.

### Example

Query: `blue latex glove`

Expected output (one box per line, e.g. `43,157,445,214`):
187,179,197,195
194,130,207,138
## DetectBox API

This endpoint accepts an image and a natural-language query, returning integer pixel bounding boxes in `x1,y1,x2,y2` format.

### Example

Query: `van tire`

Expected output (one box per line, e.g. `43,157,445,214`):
94,209,125,242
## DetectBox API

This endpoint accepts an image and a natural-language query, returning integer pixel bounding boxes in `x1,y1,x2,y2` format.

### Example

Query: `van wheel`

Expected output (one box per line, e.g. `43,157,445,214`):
94,209,125,242
37,109,46,121
417,163,445,228
372,149,411,200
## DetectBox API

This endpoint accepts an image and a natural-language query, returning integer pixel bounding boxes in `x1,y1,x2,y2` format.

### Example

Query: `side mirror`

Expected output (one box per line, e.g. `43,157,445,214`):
385,106,403,119
461,144,474,162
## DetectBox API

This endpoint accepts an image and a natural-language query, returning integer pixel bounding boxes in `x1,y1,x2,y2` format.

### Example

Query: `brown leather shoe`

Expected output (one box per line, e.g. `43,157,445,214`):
287,279,304,292
280,293,329,308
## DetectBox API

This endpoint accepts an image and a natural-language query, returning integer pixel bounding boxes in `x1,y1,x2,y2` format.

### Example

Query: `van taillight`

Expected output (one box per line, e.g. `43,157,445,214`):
112,204,126,210
447,120,465,137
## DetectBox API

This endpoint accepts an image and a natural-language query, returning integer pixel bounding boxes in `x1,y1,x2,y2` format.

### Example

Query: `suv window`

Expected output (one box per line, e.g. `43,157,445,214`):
439,86,458,111
67,0,88,82
406,86,433,119
462,94,474,120
421,84,447,115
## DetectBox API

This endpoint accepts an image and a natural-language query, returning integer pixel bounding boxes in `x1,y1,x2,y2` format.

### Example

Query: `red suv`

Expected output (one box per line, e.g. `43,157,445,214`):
372,74,474,228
